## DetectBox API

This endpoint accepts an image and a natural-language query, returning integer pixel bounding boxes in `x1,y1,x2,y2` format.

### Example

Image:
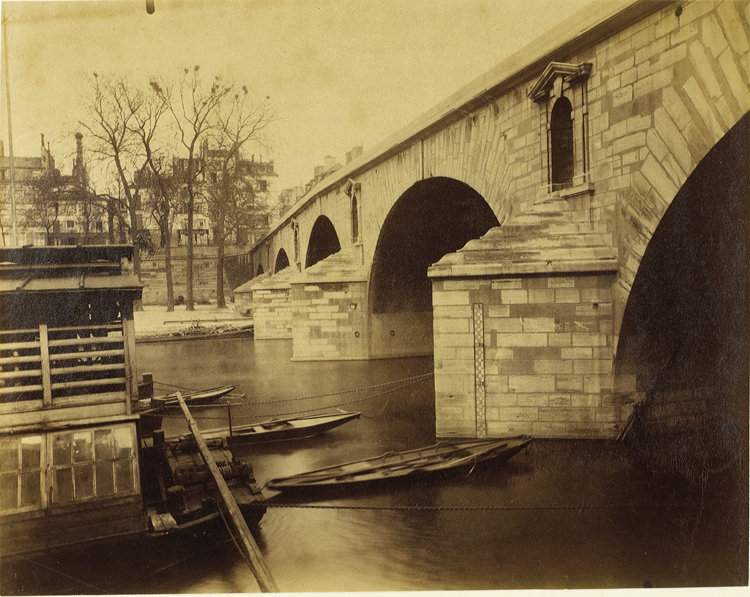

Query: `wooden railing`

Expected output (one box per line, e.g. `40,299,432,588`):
0,323,129,409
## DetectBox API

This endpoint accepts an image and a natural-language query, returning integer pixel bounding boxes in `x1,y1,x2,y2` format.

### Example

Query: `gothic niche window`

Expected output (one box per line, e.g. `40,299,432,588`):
550,97,574,188
529,62,592,193
344,179,361,244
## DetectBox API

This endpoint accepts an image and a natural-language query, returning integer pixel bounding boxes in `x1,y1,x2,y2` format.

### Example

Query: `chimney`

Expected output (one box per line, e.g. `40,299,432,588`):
323,155,336,170
346,145,363,164
75,132,84,167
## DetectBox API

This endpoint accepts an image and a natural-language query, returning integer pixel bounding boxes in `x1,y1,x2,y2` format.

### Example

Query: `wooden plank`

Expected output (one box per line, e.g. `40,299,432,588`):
0,369,42,379
50,377,127,390
49,348,124,361
48,324,120,333
0,328,37,335
122,311,136,414
176,392,279,593
50,363,125,376
52,391,126,408
0,354,42,365
0,340,41,351
0,384,43,395
0,404,132,432
39,324,52,406
47,336,124,348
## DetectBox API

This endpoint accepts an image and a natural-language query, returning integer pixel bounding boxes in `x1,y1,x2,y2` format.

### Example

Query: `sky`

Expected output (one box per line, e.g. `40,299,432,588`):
1,0,598,197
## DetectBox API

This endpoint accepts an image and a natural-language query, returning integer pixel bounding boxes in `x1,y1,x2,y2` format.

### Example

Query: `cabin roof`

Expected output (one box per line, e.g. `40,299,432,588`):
0,245,143,296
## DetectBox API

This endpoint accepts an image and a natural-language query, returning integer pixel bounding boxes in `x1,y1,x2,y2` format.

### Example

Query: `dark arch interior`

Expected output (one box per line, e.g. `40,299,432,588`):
551,96,574,188
275,249,290,273
256,264,264,276
305,216,341,268
617,113,749,479
371,177,500,313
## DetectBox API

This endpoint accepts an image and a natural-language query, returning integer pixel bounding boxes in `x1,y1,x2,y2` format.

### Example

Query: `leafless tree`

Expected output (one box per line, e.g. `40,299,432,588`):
129,79,178,311
206,87,273,308
79,74,149,286
161,66,231,311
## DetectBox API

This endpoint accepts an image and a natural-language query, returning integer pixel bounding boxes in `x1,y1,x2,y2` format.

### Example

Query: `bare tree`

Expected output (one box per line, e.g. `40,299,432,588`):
161,66,231,311
79,74,148,282
206,87,273,308
21,169,64,245
129,80,178,311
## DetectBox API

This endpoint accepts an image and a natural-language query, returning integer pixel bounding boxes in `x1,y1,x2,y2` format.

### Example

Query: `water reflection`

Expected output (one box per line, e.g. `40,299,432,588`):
2,337,745,593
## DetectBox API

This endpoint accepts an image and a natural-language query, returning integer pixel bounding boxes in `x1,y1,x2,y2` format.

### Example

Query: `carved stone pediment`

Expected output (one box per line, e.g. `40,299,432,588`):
529,62,592,102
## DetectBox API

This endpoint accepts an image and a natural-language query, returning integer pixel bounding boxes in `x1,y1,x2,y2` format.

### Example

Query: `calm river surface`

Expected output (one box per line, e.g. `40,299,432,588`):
3,337,746,593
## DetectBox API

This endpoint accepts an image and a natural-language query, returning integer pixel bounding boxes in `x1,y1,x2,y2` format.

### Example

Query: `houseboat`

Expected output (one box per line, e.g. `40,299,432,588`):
0,246,265,559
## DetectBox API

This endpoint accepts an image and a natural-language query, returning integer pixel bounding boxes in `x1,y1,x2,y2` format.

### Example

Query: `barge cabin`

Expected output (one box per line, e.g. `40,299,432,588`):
0,246,265,559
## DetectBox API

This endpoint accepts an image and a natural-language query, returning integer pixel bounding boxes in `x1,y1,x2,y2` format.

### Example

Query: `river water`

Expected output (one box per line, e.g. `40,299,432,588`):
3,337,746,593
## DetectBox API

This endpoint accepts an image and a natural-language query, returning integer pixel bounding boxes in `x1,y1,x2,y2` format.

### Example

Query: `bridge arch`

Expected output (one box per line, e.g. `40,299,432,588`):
615,113,748,478
274,248,290,273
369,177,499,357
305,216,341,269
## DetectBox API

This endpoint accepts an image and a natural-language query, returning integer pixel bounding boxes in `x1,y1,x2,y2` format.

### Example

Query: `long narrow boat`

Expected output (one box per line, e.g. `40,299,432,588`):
169,411,361,446
149,385,236,409
138,385,236,413
266,435,532,491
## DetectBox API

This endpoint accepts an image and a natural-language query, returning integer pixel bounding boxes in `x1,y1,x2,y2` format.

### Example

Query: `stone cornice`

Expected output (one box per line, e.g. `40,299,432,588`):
528,62,593,102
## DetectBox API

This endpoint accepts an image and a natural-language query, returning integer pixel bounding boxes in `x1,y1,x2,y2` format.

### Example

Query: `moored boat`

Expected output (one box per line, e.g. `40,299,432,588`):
140,385,236,410
169,411,361,446
266,435,532,491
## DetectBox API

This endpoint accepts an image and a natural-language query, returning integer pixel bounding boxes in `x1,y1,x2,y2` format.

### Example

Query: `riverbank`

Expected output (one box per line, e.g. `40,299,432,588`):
134,304,253,343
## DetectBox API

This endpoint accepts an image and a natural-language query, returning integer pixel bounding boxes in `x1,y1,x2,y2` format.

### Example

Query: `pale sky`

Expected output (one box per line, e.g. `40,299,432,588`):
1,0,597,196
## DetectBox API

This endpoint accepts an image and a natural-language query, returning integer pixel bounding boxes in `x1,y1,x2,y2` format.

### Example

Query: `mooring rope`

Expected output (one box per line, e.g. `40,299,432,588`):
255,497,743,513
152,372,434,420
153,372,433,408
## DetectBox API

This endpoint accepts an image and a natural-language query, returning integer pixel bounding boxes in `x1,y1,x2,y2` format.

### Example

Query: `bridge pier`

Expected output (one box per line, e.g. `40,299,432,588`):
429,200,636,440
289,248,370,361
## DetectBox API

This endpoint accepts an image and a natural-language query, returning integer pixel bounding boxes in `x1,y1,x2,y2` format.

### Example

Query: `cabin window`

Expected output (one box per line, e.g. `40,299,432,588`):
0,435,43,513
50,424,137,504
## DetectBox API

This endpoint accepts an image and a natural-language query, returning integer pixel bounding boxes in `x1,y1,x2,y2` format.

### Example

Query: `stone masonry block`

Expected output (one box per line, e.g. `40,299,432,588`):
548,277,576,288
508,375,555,393
491,279,523,290
495,407,539,422
496,333,548,347
555,288,581,303
556,375,583,392
548,333,572,347
528,289,555,303
538,407,596,423
488,305,511,318
573,360,613,375
500,289,528,304
522,317,556,332
572,333,609,347
486,318,523,333
433,290,470,306
533,359,573,375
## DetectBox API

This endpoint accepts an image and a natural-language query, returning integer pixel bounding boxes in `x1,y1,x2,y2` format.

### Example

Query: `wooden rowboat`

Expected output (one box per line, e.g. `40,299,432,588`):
169,411,361,446
143,385,236,410
266,435,532,491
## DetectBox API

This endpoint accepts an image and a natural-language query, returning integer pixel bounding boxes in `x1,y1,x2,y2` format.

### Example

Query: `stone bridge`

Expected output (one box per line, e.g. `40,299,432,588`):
228,0,749,442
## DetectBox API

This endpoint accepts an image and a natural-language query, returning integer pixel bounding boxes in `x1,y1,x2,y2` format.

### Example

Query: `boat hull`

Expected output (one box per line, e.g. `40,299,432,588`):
170,412,361,446
266,435,532,492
